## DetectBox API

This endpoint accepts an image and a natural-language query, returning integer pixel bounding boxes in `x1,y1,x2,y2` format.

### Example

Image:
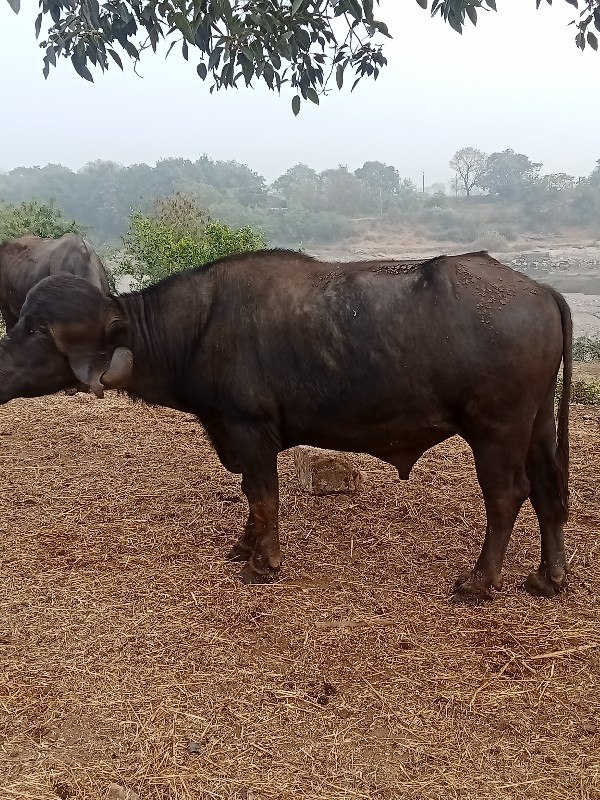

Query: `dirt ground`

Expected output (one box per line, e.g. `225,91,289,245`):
0,394,599,800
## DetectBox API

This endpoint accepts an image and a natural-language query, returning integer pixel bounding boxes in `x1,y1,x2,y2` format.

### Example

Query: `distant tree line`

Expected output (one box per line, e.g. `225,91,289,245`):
1,151,600,249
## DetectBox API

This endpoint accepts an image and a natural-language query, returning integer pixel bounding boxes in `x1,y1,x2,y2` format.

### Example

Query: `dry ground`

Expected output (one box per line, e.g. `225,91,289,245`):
0,395,599,800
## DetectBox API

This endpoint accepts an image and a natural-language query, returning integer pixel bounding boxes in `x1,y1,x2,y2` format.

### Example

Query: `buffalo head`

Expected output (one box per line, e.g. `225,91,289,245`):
0,274,133,404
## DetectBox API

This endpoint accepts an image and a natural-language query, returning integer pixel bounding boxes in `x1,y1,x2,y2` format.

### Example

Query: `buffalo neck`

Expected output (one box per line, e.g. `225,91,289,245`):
114,271,210,412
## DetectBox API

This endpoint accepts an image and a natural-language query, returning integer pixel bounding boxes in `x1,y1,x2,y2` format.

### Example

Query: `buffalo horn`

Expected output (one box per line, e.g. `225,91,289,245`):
101,347,133,389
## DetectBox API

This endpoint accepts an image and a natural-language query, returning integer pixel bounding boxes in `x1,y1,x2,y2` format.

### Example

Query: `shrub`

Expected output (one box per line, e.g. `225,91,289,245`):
119,193,266,289
0,199,84,240
260,206,352,248
573,336,600,363
469,230,511,252
556,376,600,405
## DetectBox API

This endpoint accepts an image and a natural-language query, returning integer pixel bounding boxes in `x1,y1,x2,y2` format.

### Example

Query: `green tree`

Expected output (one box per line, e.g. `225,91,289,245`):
478,149,542,202
537,173,576,193
320,166,367,215
272,164,322,209
571,166,600,225
396,178,420,211
6,1,597,114
449,147,487,197
197,157,266,205
0,199,84,240
354,161,400,214
526,173,577,227
120,193,266,289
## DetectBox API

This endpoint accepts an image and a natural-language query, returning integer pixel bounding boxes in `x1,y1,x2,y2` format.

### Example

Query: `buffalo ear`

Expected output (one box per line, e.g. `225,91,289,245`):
48,324,105,398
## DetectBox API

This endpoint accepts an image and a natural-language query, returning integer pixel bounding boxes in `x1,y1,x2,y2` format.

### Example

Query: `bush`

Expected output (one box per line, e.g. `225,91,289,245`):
119,194,266,289
259,205,352,248
0,199,84,240
556,376,600,406
469,230,511,252
573,336,600,363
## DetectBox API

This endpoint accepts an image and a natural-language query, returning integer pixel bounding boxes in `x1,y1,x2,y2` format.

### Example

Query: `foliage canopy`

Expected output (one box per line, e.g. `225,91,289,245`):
5,0,599,113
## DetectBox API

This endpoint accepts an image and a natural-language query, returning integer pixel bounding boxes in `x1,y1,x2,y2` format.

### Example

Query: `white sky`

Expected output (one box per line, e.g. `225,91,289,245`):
0,0,598,186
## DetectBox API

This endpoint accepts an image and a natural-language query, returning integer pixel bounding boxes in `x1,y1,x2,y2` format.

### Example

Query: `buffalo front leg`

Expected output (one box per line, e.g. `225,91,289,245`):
64,381,91,396
452,438,531,603
237,458,281,585
225,513,257,563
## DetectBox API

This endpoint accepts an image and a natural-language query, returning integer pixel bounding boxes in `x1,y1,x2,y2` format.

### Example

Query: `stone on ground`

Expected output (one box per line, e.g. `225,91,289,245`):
293,446,363,496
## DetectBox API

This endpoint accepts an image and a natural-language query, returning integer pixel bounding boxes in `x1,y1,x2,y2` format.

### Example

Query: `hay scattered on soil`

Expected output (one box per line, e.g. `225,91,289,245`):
0,395,599,800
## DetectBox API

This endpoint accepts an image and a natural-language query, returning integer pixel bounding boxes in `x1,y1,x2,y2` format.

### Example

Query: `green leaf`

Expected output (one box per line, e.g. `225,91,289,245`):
71,53,94,82
241,56,253,85
208,47,223,70
336,63,344,89
466,5,477,25
346,0,362,21
415,0,427,8
123,40,139,59
292,94,301,115
173,12,195,43
291,0,303,15
108,48,124,69
587,31,598,50
197,62,207,79
362,0,374,21
306,87,319,104
6,0,20,12
374,20,391,37
448,14,463,34
263,62,274,88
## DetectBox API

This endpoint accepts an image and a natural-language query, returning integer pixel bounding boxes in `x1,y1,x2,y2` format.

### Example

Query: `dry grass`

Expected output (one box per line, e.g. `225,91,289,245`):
0,395,599,800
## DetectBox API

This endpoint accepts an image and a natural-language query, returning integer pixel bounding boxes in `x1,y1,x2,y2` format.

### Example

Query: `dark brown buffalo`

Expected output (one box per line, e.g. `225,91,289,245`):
0,233,110,331
0,250,572,602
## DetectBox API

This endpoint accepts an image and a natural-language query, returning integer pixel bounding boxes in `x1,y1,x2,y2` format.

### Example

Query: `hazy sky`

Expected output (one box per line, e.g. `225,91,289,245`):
1,1,598,186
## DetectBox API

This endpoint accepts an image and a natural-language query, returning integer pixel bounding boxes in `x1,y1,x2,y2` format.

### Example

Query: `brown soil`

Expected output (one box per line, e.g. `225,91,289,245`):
0,395,599,800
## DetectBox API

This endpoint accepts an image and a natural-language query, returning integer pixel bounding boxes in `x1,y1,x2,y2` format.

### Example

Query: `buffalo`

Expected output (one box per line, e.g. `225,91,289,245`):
0,250,572,601
0,233,111,331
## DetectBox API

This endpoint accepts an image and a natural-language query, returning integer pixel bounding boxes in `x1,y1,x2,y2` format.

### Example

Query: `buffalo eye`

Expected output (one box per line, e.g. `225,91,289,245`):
108,321,129,347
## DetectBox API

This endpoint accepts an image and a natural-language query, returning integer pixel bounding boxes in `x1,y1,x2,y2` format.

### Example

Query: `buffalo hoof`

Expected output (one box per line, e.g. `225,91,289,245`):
523,567,567,598
239,560,279,585
225,541,254,563
64,383,90,396
450,572,495,605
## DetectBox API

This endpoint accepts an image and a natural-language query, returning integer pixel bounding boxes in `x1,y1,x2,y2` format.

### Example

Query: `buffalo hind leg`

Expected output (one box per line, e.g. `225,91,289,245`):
453,438,531,603
523,399,568,597
237,454,281,585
